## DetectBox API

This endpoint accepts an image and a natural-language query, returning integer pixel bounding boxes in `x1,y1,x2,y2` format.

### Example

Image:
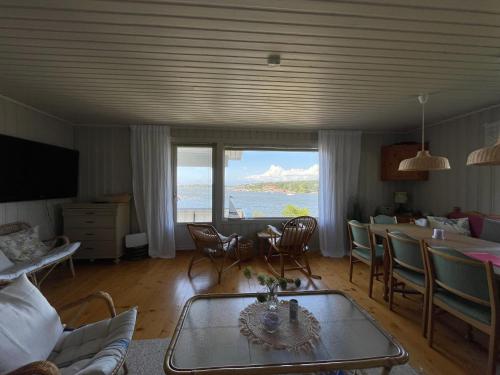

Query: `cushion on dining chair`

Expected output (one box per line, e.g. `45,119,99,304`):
352,244,384,261
0,274,63,374
393,267,425,287
434,290,491,325
348,220,371,248
480,219,500,243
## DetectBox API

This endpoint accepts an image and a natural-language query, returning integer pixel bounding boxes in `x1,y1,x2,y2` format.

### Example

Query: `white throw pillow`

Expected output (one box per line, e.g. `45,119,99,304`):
0,226,49,263
427,216,471,236
0,250,14,272
0,274,63,374
414,218,428,227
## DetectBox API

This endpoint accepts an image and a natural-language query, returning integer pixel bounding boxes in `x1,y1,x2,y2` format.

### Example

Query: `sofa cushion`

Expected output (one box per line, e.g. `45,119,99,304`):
0,226,49,263
427,216,471,236
447,211,484,238
0,274,63,374
49,308,137,375
0,250,13,272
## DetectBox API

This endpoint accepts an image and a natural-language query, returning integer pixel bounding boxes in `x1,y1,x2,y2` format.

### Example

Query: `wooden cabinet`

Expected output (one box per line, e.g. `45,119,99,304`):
63,203,129,263
381,143,429,181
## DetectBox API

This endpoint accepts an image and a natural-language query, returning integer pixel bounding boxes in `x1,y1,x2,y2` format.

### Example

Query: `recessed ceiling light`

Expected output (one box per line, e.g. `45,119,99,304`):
267,54,281,67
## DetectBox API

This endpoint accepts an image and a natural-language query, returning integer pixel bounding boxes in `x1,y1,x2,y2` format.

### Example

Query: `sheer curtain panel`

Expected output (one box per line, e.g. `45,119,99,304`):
319,130,362,257
131,125,176,258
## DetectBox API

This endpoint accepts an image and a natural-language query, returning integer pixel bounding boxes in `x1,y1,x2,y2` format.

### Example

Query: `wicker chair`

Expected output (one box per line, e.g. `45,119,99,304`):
3,278,136,375
187,224,241,284
0,222,78,288
265,216,319,280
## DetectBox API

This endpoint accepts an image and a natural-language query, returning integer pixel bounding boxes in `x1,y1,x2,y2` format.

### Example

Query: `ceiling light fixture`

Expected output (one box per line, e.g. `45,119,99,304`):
466,137,500,166
398,94,451,172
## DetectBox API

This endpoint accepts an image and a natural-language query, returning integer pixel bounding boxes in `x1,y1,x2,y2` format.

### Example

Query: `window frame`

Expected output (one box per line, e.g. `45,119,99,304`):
222,146,319,222
173,143,216,224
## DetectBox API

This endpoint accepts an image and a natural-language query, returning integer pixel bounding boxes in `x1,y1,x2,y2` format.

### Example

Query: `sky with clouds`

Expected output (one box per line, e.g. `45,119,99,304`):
177,150,319,185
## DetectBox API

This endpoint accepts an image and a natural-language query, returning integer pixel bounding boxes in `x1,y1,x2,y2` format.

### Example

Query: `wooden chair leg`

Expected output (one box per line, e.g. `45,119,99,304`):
487,330,497,375
349,253,354,282
422,289,429,338
389,276,394,311
368,263,374,298
68,256,75,278
427,300,434,347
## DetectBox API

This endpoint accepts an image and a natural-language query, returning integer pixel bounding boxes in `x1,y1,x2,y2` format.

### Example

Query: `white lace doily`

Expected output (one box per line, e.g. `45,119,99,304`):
239,300,321,352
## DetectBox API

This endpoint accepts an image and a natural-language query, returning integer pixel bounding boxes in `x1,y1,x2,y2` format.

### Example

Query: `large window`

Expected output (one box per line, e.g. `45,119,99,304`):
224,149,318,219
175,146,213,223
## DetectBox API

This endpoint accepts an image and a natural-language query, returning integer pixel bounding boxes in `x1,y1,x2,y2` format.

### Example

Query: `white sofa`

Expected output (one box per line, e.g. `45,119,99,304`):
0,222,80,287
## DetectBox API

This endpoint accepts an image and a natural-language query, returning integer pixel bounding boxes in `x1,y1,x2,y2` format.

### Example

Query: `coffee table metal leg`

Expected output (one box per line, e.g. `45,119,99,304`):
381,365,392,374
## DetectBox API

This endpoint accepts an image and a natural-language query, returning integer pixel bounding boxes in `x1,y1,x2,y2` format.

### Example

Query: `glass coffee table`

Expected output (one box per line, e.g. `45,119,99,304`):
164,290,408,374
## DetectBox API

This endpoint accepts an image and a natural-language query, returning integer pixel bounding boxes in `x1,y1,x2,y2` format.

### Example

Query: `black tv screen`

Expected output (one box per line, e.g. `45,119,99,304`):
0,134,79,202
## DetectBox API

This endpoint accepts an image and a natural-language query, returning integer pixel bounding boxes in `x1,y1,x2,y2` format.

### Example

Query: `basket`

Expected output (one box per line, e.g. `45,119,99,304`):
238,239,254,261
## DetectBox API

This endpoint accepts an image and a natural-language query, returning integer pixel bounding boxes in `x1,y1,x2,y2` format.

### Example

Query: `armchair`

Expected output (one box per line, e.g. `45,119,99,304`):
2,276,136,375
265,216,319,280
187,224,241,284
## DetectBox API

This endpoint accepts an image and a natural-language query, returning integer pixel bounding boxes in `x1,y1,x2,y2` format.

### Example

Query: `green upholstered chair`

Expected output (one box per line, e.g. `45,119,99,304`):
386,231,428,336
347,220,384,298
370,215,398,225
424,244,499,375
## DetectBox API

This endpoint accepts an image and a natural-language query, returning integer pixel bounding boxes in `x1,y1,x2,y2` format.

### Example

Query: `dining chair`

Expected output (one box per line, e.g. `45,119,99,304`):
347,220,384,298
370,215,398,224
423,244,499,375
265,216,319,279
386,231,428,336
186,224,241,284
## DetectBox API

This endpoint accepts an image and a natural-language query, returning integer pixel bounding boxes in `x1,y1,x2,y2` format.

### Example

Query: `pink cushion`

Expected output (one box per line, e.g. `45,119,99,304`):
447,212,483,238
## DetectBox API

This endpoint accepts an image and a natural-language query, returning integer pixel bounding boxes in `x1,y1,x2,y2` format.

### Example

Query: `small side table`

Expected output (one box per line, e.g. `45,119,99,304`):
257,231,272,256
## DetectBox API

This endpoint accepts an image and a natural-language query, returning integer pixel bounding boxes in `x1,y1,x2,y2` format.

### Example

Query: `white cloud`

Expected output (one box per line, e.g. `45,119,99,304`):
246,164,319,182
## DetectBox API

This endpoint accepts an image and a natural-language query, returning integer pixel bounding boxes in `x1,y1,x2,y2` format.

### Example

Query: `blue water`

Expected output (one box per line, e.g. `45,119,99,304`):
177,185,318,218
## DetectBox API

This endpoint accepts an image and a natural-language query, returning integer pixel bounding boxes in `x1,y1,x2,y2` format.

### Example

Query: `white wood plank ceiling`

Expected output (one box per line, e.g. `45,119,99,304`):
0,0,499,130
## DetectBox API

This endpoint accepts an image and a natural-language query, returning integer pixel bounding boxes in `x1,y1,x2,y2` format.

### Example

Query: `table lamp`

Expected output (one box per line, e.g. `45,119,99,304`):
394,192,408,213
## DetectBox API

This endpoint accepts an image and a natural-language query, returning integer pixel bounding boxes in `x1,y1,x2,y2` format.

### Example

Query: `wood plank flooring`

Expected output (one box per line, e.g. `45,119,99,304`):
43,251,492,375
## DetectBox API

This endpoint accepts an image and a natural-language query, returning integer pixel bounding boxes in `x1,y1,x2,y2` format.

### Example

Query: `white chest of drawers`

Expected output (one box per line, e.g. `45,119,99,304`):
63,203,130,263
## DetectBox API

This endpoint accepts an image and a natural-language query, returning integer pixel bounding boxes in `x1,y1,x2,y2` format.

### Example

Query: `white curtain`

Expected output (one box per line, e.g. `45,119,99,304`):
319,130,362,257
130,126,176,258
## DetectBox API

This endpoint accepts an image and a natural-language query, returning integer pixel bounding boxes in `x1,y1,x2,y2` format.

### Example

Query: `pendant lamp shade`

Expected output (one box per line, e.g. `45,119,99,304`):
399,150,451,171
398,94,451,172
466,138,500,166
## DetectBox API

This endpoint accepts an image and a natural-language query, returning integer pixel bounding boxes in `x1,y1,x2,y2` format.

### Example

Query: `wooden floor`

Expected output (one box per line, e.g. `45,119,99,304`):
44,251,493,375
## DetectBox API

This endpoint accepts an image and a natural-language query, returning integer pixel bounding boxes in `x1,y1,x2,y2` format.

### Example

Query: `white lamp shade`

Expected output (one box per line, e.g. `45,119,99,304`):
398,150,451,171
466,139,500,166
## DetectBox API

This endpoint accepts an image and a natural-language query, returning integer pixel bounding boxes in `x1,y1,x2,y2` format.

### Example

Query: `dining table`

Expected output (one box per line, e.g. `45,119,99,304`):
369,223,500,300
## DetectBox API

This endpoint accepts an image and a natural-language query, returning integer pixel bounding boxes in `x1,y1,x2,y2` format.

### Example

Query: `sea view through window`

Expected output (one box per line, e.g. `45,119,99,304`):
224,149,318,219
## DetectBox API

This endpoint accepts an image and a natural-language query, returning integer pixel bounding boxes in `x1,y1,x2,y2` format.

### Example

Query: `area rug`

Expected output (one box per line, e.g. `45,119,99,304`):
127,338,421,374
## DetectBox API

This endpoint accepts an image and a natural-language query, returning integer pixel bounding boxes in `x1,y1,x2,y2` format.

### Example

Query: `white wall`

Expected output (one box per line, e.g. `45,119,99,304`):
0,96,74,240
403,105,500,216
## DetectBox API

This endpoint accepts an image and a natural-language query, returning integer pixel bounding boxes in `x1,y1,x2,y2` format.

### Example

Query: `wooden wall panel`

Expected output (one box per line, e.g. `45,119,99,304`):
406,106,500,215
0,96,74,239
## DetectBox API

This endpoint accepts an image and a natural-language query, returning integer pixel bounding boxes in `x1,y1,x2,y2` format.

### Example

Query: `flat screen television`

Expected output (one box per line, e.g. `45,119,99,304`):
0,134,79,203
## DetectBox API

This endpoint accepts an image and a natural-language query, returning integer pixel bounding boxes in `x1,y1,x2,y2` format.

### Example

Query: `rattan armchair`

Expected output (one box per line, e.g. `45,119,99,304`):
6,291,134,375
187,224,241,284
265,216,319,280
